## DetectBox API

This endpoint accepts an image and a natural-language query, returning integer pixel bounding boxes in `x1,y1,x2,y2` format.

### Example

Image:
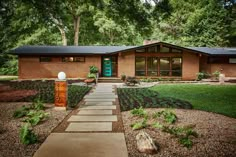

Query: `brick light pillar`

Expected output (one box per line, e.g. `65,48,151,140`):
55,72,67,109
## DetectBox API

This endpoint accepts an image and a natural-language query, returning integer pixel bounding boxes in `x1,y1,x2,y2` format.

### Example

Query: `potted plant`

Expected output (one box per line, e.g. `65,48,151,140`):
84,73,96,84
121,74,126,82
89,66,98,74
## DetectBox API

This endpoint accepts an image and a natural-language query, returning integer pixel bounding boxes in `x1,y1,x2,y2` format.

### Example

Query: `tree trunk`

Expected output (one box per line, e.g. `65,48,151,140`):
50,14,67,46
57,26,67,46
74,16,81,46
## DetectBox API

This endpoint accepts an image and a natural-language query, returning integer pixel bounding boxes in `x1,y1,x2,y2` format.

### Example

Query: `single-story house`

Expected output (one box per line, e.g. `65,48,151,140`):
12,42,236,80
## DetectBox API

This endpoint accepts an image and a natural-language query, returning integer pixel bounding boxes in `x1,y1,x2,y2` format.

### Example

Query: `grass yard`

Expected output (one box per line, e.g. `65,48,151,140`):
151,84,236,118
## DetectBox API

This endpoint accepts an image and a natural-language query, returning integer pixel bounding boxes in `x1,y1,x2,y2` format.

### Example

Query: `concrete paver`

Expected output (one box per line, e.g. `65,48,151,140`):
84,95,117,98
77,110,112,115
67,115,117,122
84,98,115,102
33,133,128,157
80,105,116,110
84,102,113,106
65,122,112,131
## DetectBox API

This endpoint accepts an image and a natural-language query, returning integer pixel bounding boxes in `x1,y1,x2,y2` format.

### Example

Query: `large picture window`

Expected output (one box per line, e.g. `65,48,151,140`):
135,57,146,76
135,57,182,77
160,58,170,76
147,57,158,76
172,58,182,76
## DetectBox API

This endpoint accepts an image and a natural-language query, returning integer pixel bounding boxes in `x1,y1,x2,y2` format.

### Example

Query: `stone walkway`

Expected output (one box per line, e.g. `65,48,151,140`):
33,83,128,157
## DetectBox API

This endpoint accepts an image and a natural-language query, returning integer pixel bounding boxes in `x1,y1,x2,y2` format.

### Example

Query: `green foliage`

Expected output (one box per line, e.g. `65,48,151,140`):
67,85,91,108
120,74,126,81
125,76,140,86
152,122,163,129
117,88,192,111
162,125,198,148
196,72,211,81
24,110,49,126
19,123,37,145
32,98,45,110
87,73,97,79
212,70,220,80
153,109,177,124
0,57,18,75
13,105,31,118
131,106,147,117
179,137,193,148
150,0,232,47
130,118,148,130
151,84,236,118
89,66,99,73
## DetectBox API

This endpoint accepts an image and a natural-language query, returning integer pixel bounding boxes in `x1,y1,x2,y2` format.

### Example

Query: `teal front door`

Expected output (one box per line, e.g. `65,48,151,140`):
102,57,112,77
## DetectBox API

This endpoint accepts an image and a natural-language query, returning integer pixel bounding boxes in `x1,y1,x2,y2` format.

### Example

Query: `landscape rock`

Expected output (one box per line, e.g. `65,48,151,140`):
136,131,159,154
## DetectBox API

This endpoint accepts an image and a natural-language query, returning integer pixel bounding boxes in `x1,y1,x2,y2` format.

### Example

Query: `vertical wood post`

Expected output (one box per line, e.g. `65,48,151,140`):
55,80,67,109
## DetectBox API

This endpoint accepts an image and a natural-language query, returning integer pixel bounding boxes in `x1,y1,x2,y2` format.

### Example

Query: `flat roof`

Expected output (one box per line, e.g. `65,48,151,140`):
12,46,137,55
188,47,236,55
12,42,236,56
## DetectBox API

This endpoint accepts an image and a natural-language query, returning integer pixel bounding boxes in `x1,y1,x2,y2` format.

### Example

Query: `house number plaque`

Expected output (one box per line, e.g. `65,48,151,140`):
55,80,67,108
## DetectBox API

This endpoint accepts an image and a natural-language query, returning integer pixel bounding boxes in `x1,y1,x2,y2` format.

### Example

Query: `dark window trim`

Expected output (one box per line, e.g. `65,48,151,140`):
135,56,182,77
229,57,236,64
39,56,52,62
62,56,85,62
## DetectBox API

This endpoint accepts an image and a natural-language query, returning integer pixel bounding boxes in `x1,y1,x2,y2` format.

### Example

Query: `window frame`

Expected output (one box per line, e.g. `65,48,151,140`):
62,56,85,62
39,56,52,62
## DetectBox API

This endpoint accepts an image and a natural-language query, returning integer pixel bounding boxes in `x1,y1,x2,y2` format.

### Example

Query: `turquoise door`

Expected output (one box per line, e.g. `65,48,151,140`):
103,57,112,77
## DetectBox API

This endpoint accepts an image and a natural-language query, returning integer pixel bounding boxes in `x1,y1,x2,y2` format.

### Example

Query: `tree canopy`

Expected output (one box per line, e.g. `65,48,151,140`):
0,0,235,52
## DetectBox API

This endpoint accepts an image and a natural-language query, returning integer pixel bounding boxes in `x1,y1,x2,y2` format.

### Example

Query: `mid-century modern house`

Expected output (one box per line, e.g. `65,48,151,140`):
12,42,236,80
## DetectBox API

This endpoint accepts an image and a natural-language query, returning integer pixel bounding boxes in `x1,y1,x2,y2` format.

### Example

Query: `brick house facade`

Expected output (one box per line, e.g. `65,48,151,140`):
13,42,236,80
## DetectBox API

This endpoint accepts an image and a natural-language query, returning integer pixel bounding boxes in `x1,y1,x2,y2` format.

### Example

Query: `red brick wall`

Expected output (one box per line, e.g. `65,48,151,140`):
117,51,135,77
209,64,236,77
19,55,101,79
199,55,236,77
182,51,200,80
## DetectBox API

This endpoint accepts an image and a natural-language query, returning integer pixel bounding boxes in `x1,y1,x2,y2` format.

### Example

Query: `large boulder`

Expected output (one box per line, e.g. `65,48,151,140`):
136,131,159,154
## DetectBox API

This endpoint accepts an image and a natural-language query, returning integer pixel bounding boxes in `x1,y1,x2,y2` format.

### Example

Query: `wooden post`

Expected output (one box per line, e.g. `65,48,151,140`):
55,80,67,109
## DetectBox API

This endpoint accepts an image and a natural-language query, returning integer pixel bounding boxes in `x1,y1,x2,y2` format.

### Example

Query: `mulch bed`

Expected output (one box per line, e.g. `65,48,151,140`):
0,102,70,157
0,84,38,102
122,108,236,157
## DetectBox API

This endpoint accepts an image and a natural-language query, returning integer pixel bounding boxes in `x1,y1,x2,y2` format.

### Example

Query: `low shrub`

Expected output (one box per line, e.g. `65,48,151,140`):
117,88,192,111
19,123,38,145
162,125,198,148
196,72,211,81
13,105,31,118
67,86,91,108
7,80,91,108
153,109,177,124
24,110,49,126
131,106,147,117
130,118,148,130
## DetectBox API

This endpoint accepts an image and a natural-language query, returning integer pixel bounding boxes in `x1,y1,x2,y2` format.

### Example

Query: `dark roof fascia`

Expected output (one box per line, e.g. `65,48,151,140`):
17,53,106,56
210,54,236,57
109,42,211,56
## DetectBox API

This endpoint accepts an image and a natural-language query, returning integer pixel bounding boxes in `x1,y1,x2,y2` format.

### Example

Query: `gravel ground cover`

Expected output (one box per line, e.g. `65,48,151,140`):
122,108,236,157
0,102,70,157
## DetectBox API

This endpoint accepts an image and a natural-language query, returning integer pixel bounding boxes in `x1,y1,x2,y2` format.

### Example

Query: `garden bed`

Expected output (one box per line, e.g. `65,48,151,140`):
0,102,70,157
117,88,192,111
122,108,236,157
0,80,91,108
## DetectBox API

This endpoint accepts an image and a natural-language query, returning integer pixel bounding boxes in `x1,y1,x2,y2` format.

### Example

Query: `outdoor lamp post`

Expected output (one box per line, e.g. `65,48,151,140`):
55,72,67,109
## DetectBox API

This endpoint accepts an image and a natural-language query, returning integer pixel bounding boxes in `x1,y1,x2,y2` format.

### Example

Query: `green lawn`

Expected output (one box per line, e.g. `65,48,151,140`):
151,84,236,118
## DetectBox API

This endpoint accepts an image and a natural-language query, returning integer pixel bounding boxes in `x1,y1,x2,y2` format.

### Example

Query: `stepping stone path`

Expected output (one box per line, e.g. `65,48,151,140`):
33,83,128,157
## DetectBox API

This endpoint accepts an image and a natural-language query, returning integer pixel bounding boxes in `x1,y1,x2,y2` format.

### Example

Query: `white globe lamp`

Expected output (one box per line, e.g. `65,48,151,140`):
58,72,66,80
